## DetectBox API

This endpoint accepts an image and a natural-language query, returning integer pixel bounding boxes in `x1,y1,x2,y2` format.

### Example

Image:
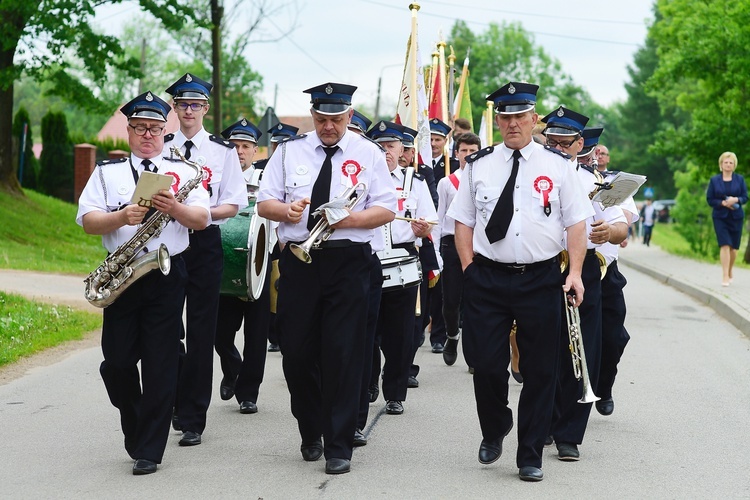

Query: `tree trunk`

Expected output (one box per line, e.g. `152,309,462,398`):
744,220,750,264
211,0,223,135
0,77,22,195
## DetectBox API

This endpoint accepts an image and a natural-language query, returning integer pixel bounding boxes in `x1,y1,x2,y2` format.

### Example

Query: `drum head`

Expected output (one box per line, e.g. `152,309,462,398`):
246,213,270,301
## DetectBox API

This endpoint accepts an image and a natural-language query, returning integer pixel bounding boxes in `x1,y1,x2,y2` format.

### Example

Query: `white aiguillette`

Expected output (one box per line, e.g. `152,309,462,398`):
131,171,175,207
592,172,648,208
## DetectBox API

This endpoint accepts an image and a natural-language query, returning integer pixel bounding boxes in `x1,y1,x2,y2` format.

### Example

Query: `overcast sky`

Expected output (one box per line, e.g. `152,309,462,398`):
95,0,655,117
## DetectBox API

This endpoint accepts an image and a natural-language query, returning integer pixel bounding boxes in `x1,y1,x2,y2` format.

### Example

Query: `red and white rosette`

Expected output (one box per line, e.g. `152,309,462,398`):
341,160,361,186
533,175,553,216
395,187,405,211
164,172,181,194
201,166,213,190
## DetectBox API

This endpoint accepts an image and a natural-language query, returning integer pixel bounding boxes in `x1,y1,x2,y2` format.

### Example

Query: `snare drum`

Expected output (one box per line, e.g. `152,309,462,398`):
220,198,270,300
381,255,422,292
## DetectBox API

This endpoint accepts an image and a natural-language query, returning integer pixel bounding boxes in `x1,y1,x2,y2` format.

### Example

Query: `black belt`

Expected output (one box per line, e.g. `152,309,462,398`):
586,248,596,256
289,239,367,250
441,235,455,244
473,254,557,274
189,224,220,234
393,242,416,250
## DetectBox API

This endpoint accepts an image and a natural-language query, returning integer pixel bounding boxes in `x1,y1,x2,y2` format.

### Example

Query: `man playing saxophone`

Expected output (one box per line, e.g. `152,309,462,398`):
257,82,395,475
76,91,210,475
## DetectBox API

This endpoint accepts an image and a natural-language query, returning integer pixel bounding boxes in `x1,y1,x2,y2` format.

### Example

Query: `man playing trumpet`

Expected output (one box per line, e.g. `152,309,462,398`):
257,82,395,475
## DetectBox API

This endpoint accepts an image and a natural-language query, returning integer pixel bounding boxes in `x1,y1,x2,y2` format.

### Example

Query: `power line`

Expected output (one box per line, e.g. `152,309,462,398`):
360,0,643,46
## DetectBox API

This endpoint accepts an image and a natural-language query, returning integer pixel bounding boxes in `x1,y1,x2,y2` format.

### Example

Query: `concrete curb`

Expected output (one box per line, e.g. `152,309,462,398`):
619,256,750,337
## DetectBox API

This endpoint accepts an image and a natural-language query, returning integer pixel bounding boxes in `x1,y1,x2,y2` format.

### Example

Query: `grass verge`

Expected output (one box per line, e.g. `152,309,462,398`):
0,291,101,368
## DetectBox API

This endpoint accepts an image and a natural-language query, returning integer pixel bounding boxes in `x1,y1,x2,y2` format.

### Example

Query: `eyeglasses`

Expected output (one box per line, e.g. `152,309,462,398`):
546,137,578,149
128,124,165,136
175,102,207,111
598,152,610,156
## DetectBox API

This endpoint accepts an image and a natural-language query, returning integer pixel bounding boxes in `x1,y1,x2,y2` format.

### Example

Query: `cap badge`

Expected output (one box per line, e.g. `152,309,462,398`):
325,84,333,95
186,74,193,83
508,84,516,95
557,108,564,117
241,118,248,126
146,92,153,101
277,124,283,130
378,122,387,132
431,118,438,124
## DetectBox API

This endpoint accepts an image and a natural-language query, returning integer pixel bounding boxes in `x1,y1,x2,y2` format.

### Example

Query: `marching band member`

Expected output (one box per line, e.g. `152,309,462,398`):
164,73,248,447
213,118,271,415
542,111,628,462
592,143,639,417
77,91,210,474
367,120,437,416
257,82,395,475
436,132,481,366
447,82,593,482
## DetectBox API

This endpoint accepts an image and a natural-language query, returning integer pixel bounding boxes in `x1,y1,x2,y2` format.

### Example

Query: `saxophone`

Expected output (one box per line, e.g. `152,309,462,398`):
84,147,204,308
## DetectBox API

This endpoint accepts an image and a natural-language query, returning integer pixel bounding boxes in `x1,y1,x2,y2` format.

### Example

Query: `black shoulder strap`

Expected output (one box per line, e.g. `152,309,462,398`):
209,134,236,149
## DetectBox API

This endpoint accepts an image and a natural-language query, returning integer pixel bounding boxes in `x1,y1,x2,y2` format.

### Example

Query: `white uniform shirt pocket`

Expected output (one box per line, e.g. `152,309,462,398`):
530,184,560,221
475,185,503,222
285,173,312,200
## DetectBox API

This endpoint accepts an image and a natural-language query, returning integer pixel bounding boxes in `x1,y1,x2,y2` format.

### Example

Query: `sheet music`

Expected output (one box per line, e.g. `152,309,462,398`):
131,172,175,207
592,172,648,207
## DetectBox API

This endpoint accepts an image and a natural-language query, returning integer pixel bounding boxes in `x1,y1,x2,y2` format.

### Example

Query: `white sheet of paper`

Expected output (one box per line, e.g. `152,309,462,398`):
131,172,175,207
593,172,648,208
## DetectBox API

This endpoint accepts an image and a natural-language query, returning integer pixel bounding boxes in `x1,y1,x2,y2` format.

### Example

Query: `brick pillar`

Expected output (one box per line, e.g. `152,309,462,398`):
108,149,128,160
74,144,97,203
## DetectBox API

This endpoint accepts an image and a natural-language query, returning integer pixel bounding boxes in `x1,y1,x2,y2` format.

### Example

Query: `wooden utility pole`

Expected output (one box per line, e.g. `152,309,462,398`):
210,0,223,135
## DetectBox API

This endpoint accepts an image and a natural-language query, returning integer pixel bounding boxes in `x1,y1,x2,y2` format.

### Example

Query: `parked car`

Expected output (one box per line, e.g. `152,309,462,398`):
652,199,676,223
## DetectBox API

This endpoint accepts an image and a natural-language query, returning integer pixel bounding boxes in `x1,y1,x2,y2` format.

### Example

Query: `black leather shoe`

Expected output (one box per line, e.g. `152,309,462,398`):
442,338,458,365
133,459,157,475
519,466,543,482
595,397,614,416
178,431,202,446
407,375,419,388
300,439,323,462
239,401,258,414
325,458,351,474
478,423,512,465
511,368,523,384
353,429,367,447
557,442,580,461
368,383,379,403
544,435,554,446
171,411,181,432
385,400,404,415
431,342,444,353
219,375,236,401
268,343,280,352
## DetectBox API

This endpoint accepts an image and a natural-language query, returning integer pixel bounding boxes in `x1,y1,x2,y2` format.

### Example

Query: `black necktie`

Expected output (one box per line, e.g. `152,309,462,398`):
308,146,338,230
183,140,193,160
485,149,522,244
141,159,156,173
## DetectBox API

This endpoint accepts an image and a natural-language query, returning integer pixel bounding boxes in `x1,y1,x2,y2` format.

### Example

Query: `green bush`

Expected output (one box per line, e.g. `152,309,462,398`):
671,162,717,258
38,111,74,202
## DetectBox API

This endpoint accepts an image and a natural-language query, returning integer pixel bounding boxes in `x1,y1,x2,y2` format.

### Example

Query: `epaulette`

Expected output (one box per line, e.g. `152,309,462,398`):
163,133,175,142
413,171,425,181
543,145,571,160
279,133,306,144
96,157,128,166
359,134,385,152
210,134,235,149
578,163,596,175
253,158,269,170
466,146,494,163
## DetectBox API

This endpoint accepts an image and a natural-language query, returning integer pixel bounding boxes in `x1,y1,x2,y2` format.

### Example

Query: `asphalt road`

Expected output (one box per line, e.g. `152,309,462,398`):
1,266,749,498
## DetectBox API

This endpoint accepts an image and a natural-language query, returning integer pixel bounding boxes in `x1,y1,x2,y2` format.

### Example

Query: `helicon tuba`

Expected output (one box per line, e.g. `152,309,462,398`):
83,147,204,308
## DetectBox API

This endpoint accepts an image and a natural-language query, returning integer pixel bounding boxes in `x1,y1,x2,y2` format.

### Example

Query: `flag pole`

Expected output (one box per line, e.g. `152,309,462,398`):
437,38,450,178
409,2,420,168
448,46,456,123
485,100,494,146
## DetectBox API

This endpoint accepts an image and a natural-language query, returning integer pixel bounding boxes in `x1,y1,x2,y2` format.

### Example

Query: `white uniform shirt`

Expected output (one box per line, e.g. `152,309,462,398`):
388,167,438,246
164,128,248,224
436,168,462,239
447,141,594,263
599,179,640,265
76,154,210,255
257,130,396,244
574,167,628,250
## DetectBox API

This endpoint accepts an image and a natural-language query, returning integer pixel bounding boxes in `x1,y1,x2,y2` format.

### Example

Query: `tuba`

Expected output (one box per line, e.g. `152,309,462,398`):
84,147,204,308
564,292,599,404
290,182,367,263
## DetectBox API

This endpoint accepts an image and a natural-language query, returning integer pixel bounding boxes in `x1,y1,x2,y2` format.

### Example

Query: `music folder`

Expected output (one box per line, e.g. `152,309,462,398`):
592,172,647,208
131,172,175,207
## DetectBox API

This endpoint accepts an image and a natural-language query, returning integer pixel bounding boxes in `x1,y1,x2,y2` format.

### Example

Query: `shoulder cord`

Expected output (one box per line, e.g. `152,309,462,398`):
281,142,288,202
97,166,109,209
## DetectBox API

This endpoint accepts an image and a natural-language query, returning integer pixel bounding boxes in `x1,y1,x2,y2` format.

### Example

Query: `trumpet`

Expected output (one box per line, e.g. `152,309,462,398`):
564,292,599,404
290,182,367,263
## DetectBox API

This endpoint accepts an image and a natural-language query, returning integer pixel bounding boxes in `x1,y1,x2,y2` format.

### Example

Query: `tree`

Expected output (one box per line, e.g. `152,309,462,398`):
38,111,74,201
0,0,195,194
11,107,39,189
447,20,598,132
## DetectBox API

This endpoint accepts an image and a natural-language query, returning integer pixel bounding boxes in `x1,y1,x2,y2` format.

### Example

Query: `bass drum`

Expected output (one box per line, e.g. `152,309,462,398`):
220,198,270,301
